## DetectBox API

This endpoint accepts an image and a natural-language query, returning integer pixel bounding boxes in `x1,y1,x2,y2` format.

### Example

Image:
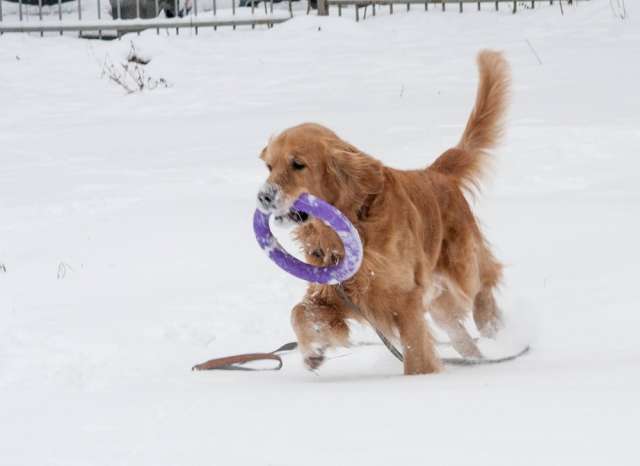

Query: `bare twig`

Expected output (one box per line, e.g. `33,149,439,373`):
102,56,136,94
525,39,543,65
101,44,169,94
127,42,151,65
610,0,627,19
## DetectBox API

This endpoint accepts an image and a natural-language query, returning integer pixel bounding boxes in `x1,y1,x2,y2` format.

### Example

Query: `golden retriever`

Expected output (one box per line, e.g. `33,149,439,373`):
257,50,510,375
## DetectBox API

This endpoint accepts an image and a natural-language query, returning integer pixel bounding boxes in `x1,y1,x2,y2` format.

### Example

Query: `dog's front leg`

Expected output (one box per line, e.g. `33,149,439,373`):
396,292,443,375
291,301,350,371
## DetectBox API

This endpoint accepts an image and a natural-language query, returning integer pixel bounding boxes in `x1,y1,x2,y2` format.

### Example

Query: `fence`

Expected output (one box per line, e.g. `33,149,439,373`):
332,0,578,21
0,0,584,37
0,0,294,37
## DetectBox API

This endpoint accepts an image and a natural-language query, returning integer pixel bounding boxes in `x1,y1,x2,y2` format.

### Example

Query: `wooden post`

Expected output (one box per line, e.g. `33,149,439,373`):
318,0,328,15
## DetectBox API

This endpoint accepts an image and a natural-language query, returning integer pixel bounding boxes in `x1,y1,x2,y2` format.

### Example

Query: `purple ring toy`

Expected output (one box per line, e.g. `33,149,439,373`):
253,193,363,284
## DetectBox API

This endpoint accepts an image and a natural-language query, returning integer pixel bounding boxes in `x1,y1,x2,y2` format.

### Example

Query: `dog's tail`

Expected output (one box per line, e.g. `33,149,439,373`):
429,50,510,191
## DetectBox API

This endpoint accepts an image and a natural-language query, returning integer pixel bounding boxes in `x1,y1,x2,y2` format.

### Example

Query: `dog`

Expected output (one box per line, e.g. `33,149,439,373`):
257,50,510,375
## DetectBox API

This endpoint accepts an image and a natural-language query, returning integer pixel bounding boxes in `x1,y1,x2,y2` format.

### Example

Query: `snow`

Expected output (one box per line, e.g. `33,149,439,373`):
2,1,640,465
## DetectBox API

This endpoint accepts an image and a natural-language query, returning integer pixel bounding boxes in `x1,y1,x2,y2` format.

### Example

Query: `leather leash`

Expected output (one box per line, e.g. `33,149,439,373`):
192,341,297,371
192,283,402,371
192,284,529,371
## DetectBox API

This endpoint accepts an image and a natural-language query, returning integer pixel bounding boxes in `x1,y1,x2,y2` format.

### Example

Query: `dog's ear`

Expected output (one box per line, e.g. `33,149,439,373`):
327,141,384,202
260,133,278,160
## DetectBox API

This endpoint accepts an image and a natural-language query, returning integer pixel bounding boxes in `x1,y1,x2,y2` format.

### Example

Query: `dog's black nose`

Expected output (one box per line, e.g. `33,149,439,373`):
258,192,272,206
257,183,278,210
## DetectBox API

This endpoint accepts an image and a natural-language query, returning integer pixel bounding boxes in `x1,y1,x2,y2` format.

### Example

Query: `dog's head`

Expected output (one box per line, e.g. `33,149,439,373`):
257,123,384,225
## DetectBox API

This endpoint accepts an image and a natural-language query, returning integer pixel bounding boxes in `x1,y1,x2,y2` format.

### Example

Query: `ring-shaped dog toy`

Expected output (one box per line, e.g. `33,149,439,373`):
253,193,363,284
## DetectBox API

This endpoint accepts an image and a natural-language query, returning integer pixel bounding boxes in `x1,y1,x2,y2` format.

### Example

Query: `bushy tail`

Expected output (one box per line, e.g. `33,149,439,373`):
430,50,511,191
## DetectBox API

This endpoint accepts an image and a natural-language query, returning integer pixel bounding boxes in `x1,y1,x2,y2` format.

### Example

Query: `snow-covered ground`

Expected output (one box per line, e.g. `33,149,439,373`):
1,1,639,465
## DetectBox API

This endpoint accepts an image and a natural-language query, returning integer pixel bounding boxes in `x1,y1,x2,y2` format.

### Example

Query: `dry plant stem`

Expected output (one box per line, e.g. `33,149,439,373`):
610,0,626,19
127,42,151,65
525,39,543,65
101,49,169,94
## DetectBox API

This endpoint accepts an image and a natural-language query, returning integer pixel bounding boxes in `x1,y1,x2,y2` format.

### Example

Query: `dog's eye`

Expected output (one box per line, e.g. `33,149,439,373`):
266,164,272,172
292,160,306,171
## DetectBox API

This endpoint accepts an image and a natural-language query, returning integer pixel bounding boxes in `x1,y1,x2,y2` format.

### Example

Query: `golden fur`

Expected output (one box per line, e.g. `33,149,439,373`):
259,50,510,375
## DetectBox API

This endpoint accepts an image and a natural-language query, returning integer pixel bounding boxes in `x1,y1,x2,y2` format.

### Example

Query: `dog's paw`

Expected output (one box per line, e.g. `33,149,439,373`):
479,316,504,339
302,346,326,371
304,354,325,371
274,209,309,227
274,214,297,228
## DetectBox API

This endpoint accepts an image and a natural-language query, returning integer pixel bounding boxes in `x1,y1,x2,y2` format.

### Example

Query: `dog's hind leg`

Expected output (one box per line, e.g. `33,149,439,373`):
470,244,504,338
291,301,352,371
430,292,483,359
473,286,503,338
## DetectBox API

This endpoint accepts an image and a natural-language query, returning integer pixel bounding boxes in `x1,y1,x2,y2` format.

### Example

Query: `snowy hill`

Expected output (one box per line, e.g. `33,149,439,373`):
1,1,639,465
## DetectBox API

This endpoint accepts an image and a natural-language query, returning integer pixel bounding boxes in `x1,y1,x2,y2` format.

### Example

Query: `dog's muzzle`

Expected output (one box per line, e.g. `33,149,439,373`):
257,182,281,213
257,183,309,224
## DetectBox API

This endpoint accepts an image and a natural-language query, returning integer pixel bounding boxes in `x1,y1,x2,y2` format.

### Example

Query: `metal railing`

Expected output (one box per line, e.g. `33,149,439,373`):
0,0,584,37
0,0,295,36
329,0,582,21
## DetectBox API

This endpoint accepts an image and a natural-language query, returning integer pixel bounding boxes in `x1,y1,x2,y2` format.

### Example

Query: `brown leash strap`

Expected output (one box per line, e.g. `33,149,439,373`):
192,285,530,371
192,342,298,371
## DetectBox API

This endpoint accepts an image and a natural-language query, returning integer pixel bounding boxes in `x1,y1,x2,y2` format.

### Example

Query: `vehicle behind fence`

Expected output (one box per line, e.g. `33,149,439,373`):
0,0,584,37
